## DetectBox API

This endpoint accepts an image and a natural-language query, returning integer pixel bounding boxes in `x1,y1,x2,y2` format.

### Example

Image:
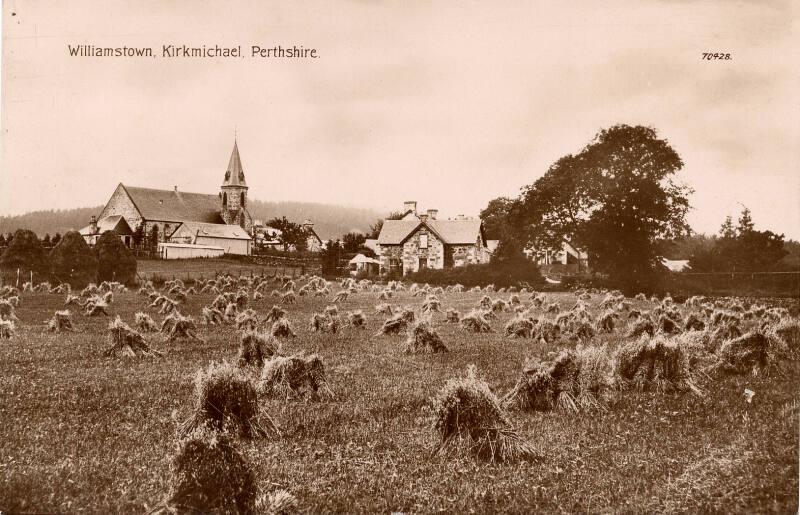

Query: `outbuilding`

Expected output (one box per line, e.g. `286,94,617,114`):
157,242,224,260
169,221,253,255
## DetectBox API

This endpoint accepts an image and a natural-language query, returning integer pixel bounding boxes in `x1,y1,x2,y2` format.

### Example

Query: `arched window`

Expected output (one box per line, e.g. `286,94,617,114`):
225,170,230,181
240,192,246,208
222,192,227,208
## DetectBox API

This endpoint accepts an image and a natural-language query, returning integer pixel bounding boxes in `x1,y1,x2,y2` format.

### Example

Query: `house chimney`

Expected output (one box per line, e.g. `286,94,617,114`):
403,201,417,215
419,213,428,223
90,215,98,234
427,209,438,220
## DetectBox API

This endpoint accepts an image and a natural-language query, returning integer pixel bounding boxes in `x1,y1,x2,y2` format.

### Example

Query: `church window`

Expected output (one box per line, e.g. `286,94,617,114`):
225,170,230,181
222,192,227,207
240,192,246,207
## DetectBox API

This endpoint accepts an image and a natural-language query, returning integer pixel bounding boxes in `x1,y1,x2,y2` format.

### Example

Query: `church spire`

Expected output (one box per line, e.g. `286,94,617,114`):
222,140,248,188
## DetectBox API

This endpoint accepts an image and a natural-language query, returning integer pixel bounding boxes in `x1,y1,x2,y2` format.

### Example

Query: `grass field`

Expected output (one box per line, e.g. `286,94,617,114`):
0,283,797,513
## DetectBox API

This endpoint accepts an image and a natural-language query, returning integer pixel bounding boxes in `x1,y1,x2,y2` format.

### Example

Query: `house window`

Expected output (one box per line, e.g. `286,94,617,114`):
389,258,401,271
418,258,428,270
419,234,428,249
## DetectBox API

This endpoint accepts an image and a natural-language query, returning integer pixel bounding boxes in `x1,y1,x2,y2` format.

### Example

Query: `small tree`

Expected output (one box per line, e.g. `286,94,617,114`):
0,229,50,284
321,239,343,275
149,225,160,251
49,231,97,288
97,231,138,284
0,234,5,247
42,233,52,247
52,233,62,246
266,217,307,251
342,232,367,253
132,223,145,248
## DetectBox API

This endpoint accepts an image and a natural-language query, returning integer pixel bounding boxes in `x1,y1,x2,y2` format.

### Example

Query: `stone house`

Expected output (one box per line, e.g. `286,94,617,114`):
89,140,253,247
377,202,489,275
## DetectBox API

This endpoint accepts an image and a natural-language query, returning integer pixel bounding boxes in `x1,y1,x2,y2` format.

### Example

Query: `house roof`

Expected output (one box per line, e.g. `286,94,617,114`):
222,140,247,188
377,219,484,245
174,221,251,240
660,257,691,272
79,215,133,236
349,253,381,265
122,184,225,224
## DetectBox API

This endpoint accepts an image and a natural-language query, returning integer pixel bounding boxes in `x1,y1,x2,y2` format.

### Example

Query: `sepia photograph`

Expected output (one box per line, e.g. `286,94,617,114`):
1,0,798,513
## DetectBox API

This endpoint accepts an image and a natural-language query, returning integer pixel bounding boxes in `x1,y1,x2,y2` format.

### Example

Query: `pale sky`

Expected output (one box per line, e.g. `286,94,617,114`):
2,0,799,238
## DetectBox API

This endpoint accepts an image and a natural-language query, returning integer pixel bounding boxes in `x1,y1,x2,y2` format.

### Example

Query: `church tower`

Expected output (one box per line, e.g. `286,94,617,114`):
219,140,252,231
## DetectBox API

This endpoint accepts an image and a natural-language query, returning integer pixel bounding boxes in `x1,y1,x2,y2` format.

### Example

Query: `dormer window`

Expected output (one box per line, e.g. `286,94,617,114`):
225,170,231,181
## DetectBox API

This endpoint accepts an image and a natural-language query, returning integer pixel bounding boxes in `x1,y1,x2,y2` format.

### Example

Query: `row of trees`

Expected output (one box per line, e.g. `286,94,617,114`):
0,232,64,248
669,208,789,273
0,229,137,287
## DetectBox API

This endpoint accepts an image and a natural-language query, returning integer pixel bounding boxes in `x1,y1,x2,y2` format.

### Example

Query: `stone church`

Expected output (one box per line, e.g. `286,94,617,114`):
82,140,254,248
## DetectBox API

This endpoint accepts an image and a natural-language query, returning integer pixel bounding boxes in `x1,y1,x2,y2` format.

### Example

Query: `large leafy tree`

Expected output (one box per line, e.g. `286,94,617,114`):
516,124,691,290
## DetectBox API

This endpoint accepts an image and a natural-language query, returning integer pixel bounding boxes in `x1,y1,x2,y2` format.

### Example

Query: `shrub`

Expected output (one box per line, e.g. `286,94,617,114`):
96,231,137,285
48,231,98,288
0,229,49,284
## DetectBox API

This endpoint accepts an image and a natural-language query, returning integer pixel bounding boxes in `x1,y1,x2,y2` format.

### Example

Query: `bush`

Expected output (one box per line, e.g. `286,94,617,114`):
96,231,137,284
0,229,49,284
49,231,97,288
405,260,544,288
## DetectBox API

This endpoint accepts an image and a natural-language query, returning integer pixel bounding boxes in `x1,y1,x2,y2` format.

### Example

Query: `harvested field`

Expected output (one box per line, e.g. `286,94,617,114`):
0,284,797,513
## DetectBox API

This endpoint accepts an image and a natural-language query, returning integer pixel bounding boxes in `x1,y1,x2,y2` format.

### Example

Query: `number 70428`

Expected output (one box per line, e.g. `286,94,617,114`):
702,53,732,60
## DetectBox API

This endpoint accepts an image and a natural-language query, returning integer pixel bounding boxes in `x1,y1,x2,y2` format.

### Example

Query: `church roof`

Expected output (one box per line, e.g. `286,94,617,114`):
222,140,247,188
122,185,224,224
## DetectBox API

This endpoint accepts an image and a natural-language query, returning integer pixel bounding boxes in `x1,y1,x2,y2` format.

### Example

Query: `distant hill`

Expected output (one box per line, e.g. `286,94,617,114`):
0,199,384,241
